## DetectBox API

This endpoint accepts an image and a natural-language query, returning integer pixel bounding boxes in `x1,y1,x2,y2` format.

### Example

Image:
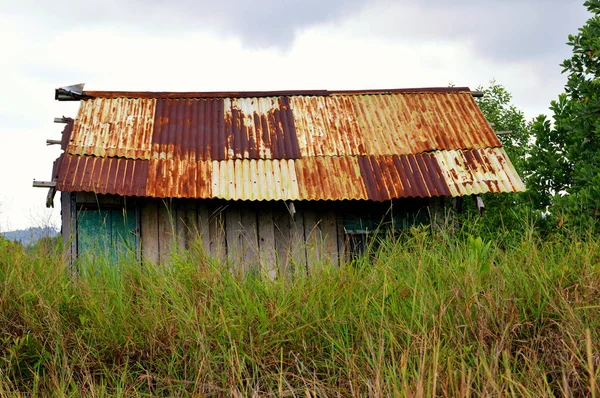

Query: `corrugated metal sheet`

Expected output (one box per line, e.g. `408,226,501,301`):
68,98,156,159
357,154,451,200
66,90,499,161
56,149,524,200
54,87,525,201
434,147,526,196
295,157,367,200
211,159,300,201
57,154,148,196
291,92,500,157
146,158,212,198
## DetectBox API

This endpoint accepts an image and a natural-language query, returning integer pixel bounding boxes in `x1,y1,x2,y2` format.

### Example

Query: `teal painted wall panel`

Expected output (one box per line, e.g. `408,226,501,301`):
77,208,136,263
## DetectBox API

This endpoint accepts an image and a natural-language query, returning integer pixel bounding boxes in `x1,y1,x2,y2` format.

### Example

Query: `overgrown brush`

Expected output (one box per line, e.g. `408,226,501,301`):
0,229,599,396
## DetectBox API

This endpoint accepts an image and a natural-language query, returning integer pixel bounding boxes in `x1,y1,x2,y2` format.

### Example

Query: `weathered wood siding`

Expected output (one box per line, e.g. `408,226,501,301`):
137,199,346,273
63,193,433,273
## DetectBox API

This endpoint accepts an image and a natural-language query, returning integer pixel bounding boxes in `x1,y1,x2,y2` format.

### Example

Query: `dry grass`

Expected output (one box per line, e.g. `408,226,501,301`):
0,227,599,397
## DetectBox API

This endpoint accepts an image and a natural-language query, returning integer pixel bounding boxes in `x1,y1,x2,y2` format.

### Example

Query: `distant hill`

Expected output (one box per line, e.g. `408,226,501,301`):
1,227,59,246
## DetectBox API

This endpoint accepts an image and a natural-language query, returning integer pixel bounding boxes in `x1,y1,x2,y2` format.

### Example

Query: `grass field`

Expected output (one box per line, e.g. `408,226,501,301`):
1,227,599,396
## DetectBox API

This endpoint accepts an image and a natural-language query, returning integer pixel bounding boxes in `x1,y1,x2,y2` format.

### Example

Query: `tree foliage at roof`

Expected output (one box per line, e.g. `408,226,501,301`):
527,0,600,228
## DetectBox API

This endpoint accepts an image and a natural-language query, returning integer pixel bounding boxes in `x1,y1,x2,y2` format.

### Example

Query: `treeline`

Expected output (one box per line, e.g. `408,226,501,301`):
469,1,600,239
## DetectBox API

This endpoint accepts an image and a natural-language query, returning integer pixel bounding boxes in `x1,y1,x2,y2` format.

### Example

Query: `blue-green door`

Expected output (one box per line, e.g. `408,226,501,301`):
77,209,136,263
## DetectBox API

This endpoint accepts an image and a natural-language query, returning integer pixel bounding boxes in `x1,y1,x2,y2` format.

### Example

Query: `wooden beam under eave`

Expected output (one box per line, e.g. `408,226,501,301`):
46,139,61,145
46,187,56,208
32,180,57,188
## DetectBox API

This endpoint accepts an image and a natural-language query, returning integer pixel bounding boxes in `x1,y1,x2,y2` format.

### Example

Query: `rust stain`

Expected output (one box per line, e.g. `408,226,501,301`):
57,154,148,196
54,87,524,201
69,98,156,159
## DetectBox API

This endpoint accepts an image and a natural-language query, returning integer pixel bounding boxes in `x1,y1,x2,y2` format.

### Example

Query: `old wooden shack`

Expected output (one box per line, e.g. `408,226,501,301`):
36,85,525,273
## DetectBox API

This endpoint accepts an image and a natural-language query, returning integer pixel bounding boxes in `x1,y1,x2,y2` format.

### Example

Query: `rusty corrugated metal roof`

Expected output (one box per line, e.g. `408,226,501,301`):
56,148,524,201
54,87,525,201
67,90,499,161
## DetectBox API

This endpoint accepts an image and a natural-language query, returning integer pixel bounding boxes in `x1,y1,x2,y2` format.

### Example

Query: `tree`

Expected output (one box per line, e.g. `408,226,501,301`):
458,81,535,240
526,1,600,229
475,81,529,171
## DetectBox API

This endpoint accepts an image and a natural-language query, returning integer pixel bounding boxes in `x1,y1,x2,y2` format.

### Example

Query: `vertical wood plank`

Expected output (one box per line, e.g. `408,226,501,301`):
208,204,226,262
241,209,259,273
336,214,349,265
141,200,159,264
61,192,72,266
184,203,198,251
258,209,276,278
196,201,210,256
157,200,175,264
273,209,291,275
290,210,306,274
303,210,322,275
225,205,243,271
174,200,186,253
321,211,338,266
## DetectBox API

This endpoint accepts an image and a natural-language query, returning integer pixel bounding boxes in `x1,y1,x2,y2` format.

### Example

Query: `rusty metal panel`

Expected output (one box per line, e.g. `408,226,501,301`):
54,88,524,202
211,159,300,200
291,92,500,157
151,96,300,161
152,98,225,161
55,150,524,200
223,97,300,160
146,158,212,198
56,154,148,196
357,154,452,201
295,157,368,200
291,95,366,157
60,118,74,151
69,98,156,159
349,92,501,155
434,148,525,196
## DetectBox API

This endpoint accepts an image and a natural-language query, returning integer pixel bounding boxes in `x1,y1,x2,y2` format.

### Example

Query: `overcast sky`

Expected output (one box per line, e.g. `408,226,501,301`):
0,0,591,231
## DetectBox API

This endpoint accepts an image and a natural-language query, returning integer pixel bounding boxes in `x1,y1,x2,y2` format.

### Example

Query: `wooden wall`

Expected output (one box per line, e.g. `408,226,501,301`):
138,199,348,275
63,193,439,274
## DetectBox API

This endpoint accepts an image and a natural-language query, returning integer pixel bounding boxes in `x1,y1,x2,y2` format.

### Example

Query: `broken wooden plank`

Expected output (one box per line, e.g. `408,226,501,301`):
32,180,56,188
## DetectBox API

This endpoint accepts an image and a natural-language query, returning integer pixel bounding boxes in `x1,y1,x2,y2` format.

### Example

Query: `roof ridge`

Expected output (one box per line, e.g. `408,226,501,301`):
72,87,475,100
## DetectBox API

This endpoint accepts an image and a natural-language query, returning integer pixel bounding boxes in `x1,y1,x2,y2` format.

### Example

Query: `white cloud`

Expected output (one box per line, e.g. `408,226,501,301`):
0,0,592,230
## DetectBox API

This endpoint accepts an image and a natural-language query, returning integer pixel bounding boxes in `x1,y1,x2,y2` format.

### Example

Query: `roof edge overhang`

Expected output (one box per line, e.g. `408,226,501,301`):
55,83,89,101
60,86,482,100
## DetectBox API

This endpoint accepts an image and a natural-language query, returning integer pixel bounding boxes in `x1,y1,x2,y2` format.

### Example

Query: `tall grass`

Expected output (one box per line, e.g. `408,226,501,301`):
0,227,599,396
